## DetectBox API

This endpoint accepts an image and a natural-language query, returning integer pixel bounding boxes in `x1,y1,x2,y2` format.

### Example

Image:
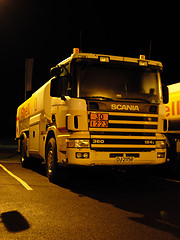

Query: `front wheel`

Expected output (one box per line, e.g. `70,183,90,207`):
46,138,58,182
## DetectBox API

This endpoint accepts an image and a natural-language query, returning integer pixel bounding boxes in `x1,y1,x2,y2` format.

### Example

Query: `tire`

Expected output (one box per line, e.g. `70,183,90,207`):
20,138,29,168
46,138,58,182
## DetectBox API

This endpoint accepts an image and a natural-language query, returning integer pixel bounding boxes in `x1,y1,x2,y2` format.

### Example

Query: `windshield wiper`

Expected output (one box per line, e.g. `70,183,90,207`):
83,96,152,103
131,98,151,103
117,97,151,103
83,96,114,101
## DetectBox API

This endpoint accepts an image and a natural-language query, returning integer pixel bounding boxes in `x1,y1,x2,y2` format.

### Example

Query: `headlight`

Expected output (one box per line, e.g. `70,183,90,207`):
67,139,90,148
156,141,166,149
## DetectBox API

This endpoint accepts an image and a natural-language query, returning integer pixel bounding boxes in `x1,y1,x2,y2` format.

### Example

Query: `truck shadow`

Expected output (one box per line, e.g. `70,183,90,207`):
31,165,180,238
0,211,30,232
56,167,180,238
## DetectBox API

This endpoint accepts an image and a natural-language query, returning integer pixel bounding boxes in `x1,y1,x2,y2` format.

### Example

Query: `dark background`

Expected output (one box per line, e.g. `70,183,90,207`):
0,0,179,139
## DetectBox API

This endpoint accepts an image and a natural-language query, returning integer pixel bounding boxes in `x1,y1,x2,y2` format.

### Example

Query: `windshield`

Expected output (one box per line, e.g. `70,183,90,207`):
73,60,160,103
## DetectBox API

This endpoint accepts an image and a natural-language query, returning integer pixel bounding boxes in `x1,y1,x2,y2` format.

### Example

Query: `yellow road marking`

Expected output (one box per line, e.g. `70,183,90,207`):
0,164,33,191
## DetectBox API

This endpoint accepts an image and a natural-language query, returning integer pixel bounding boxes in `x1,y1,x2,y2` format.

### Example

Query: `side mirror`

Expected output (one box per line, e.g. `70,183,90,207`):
50,77,62,97
50,66,61,77
162,84,169,104
50,76,70,99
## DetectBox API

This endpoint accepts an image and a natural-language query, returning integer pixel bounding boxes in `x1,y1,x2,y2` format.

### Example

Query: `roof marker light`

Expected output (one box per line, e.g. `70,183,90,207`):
99,56,110,62
139,55,148,66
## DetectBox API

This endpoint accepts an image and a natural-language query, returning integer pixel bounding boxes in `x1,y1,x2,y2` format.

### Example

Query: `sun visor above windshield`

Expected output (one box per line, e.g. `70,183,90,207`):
71,53,163,70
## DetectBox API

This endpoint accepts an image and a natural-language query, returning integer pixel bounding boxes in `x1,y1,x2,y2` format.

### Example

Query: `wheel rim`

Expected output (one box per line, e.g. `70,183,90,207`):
47,149,53,174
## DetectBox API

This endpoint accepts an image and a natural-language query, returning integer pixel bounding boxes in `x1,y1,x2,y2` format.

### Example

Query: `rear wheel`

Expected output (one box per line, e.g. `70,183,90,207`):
46,138,58,182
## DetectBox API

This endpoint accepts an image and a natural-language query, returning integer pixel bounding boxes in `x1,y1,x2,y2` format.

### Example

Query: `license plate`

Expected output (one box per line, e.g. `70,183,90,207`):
115,156,134,163
90,113,108,128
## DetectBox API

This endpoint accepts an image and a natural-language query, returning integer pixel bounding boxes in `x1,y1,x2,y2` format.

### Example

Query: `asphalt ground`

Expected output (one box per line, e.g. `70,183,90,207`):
0,142,18,161
0,152,180,240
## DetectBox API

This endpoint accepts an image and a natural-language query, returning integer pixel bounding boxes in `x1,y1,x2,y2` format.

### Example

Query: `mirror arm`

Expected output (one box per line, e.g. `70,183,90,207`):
61,65,71,77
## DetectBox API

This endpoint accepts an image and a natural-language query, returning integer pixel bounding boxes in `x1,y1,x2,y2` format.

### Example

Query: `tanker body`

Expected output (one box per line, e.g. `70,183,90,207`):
166,83,180,133
16,81,51,160
165,83,180,173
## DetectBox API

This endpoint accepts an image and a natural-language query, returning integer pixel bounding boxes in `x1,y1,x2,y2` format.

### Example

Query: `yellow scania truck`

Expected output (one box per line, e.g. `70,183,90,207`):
16,49,169,181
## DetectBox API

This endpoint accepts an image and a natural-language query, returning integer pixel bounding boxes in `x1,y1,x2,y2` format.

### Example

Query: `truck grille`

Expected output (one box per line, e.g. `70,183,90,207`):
89,112,158,152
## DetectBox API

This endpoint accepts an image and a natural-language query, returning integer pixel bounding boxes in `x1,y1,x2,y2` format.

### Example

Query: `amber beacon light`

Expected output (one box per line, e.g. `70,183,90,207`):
73,48,79,54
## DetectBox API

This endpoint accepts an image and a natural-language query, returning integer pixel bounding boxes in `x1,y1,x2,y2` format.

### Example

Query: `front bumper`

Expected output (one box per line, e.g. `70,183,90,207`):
64,148,167,166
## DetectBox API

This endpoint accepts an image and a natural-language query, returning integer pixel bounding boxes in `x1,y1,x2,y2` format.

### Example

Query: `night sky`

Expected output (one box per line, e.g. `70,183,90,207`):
0,0,179,138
